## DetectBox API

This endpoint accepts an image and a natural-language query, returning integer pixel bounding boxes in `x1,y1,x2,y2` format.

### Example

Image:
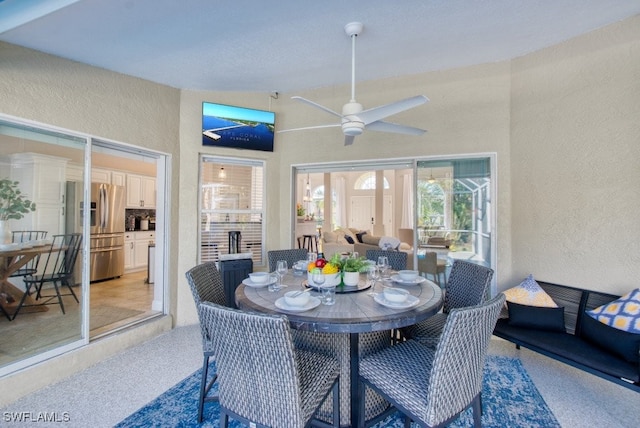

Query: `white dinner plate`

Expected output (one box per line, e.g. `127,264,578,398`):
275,296,321,312
390,275,426,286
242,276,278,288
374,293,420,309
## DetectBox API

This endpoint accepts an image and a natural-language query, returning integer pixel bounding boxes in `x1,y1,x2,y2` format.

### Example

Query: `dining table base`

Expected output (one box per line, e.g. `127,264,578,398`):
292,329,391,426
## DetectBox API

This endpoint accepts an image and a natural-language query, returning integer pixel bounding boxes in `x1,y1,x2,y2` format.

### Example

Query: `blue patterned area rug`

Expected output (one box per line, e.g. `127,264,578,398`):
116,355,559,427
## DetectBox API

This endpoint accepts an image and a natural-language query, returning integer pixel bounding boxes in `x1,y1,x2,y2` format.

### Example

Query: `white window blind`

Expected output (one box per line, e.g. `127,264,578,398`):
199,156,265,265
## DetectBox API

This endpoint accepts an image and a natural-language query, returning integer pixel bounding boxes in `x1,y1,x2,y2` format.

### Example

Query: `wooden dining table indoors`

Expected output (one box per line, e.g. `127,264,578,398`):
0,244,58,319
236,270,443,427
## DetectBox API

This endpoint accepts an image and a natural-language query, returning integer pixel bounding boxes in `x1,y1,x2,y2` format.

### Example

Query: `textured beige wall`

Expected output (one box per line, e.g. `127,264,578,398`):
510,15,640,294
0,42,181,400
176,90,280,325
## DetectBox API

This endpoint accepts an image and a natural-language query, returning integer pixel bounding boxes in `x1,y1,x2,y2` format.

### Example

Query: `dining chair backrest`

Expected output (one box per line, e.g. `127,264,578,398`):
184,261,228,423
185,262,227,347
420,293,505,426
365,249,407,271
199,301,318,427
267,248,308,272
12,230,48,243
10,231,48,277
39,233,82,279
443,259,493,313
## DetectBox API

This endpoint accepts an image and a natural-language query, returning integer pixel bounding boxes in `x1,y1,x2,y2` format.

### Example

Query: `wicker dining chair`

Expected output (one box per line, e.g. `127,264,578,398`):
402,259,494,348
184,261,227,423
268,248,308,272
199,301,340,427
359,293,505,427
365,249,407,271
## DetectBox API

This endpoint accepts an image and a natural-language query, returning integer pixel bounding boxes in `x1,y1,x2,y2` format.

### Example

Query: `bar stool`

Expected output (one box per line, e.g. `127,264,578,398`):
301,234,318,253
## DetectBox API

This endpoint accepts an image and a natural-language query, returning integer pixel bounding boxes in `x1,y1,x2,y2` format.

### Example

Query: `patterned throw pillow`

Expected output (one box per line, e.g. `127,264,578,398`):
503,274,558,307
587,288,640,334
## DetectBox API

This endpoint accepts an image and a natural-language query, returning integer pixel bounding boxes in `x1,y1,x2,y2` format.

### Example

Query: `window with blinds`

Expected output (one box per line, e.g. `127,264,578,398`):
199,156,265,265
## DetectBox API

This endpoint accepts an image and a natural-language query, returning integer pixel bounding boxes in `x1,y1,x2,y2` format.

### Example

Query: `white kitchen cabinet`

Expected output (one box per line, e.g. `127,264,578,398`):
126,174,156,208
5,153,68,235
111,171,126,187
91,168,111,184
124,231,155,272
66,164,83,182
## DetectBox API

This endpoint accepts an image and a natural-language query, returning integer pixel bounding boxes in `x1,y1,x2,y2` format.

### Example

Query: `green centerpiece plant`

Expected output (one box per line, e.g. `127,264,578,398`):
329,253,368,287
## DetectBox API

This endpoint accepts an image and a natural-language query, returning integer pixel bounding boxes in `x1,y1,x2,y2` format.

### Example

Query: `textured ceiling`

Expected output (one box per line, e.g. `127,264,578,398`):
1,0,639,93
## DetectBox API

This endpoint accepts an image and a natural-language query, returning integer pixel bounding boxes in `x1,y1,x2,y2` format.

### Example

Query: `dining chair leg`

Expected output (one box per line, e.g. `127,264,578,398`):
52,280,66,314
220,410,229,428
198,354,210,423
331,379,340,427
472,394,482,427
403,415,412,428
358,379,366,426
11,281,38,320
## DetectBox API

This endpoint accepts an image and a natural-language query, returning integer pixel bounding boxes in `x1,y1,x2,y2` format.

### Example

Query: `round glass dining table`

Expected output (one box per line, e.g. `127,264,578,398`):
235,271,443,427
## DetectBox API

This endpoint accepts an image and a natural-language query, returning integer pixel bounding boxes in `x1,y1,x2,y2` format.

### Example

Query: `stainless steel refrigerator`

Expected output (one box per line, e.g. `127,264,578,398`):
66,181,125,282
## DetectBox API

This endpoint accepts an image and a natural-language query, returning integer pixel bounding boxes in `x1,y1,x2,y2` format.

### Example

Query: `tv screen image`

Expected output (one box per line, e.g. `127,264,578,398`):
202,102,275,151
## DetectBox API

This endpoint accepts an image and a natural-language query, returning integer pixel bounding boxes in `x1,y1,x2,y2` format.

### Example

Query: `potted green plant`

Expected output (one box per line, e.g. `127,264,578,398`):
0,179,36,244
329,254,368,286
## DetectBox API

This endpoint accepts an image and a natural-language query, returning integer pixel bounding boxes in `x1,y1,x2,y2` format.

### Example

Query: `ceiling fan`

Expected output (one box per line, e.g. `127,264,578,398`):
279,22,429,146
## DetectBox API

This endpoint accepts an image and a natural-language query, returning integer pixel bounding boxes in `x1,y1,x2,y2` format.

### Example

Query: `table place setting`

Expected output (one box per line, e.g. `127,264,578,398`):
390,269,427,285
373,287,420,309
241,272,278,288
274,289,321,312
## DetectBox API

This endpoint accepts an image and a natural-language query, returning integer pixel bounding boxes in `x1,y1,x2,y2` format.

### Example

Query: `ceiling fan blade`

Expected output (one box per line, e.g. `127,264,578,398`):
365,120,426,136
292,96,342,118
344,135,356,146
277,123,341,134
358,95,429,125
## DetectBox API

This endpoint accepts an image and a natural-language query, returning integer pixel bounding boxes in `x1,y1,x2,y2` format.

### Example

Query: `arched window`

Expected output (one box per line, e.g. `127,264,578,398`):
354,172,390,190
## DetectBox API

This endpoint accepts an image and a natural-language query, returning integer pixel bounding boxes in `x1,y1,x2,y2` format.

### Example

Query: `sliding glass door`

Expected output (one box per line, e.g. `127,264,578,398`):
293,155,495,290
416,157,493,268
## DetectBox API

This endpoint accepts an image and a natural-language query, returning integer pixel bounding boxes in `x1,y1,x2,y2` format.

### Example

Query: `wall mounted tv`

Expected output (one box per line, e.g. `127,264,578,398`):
202,102,275,152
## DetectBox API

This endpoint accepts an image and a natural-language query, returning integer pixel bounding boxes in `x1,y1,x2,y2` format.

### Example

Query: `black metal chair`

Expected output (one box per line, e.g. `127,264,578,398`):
365,249,407,271
359,294,505,427
184,261,227,423
402,260,494,348
267,248,308,272
10,231,48,278
199,301,340,427
12,233,81,319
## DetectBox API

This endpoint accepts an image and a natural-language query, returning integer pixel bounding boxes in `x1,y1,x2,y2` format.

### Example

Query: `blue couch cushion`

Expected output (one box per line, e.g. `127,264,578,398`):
507,301,566,332
494,319,639,383
580,312,640,364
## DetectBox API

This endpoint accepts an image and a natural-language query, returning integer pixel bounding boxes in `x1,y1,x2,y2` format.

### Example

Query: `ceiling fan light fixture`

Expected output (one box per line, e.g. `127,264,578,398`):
342,119,364,136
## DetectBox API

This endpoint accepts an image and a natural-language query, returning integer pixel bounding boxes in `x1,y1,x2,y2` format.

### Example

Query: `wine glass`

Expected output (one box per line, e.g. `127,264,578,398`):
311,267,325,296
367,265,379,296
377,256,389,280
276,260,288,289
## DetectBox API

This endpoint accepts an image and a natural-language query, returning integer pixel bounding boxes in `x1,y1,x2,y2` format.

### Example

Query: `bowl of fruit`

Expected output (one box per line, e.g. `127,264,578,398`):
307,258,341,287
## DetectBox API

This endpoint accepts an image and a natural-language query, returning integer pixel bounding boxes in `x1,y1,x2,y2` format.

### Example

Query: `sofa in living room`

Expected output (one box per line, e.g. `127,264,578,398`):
321,227,414,269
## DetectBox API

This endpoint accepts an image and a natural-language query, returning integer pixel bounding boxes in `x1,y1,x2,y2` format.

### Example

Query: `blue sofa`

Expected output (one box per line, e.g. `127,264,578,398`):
493,281,640,392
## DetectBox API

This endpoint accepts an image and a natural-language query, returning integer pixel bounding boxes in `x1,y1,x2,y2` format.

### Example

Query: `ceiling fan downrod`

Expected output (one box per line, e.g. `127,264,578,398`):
344,22,363,103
